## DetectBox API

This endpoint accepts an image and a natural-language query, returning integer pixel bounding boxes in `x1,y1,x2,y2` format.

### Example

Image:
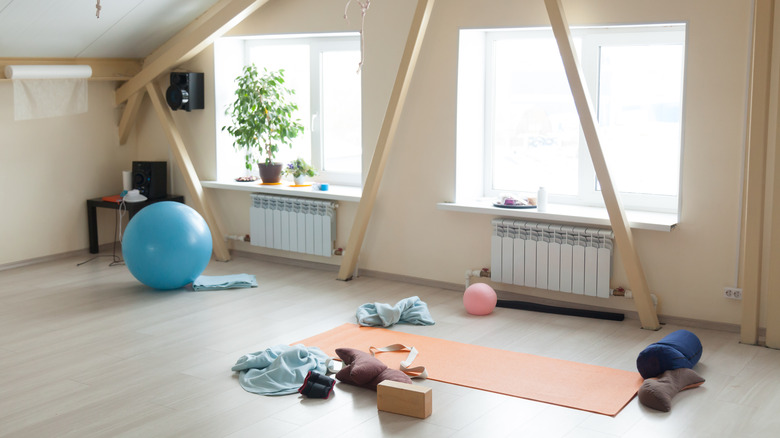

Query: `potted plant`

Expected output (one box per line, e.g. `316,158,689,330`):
222,65,304,183
285,158,317,185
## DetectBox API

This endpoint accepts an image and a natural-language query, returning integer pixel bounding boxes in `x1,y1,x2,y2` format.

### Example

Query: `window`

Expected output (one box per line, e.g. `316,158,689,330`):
456,24,686,213
215,34,362,185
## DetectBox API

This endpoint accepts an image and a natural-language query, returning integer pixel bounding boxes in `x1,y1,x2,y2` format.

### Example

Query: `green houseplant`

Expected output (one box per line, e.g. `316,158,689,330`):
285,158,317,185
222,65,304,183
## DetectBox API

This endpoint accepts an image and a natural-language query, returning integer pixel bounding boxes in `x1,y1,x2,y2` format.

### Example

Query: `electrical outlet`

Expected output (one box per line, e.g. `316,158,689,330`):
724,287,743,300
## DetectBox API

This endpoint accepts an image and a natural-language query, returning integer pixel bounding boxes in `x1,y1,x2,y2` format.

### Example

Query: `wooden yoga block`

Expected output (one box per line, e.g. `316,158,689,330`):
377,380,432,419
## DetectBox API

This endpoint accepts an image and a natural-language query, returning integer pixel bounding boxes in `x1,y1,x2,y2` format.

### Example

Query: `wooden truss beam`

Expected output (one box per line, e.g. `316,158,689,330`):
740,0,773,345
337,0,437,280
118,91,145,145
543,0,660,329
0,57,141,81
146,82,231,262
142,0,238,68
112,0,278,260
115,0,270,105
752,0,778,347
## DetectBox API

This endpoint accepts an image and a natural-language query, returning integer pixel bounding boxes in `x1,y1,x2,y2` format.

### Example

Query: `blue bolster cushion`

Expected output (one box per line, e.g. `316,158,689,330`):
636,329,703,379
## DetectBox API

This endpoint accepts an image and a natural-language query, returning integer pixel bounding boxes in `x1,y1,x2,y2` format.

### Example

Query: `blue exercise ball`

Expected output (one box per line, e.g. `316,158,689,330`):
122,202,212,290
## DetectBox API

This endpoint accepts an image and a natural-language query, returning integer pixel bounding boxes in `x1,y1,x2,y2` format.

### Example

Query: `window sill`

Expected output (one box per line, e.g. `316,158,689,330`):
437,200,678,232
201,180,362,203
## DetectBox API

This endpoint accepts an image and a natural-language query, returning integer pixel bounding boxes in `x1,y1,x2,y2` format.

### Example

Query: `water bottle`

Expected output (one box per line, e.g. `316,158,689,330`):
537,187,548,212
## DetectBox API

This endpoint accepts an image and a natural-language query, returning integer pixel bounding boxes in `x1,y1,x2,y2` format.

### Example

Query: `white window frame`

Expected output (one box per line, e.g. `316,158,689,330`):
215,33,362,186
458,24,687,214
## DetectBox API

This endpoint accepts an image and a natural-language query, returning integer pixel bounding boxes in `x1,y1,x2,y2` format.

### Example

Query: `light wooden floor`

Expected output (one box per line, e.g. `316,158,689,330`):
1,252,780,437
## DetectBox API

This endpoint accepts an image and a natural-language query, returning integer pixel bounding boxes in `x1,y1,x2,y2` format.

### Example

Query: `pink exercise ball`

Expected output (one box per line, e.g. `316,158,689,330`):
463,283,497,315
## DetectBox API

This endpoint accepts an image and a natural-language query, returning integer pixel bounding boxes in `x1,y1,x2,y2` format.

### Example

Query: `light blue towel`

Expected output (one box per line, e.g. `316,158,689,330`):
232,344,329,395
356,296,435,327
192,274,257,291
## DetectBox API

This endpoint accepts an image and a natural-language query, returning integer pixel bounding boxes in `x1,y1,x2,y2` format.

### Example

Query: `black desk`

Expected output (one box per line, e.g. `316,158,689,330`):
87,194,185,254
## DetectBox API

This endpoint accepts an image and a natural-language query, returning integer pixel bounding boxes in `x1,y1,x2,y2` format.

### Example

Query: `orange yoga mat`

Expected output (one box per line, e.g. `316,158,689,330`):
297,323,643,416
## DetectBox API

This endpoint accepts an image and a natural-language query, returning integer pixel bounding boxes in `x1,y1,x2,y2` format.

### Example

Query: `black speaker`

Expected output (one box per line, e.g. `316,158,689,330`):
166,72,204,112
132,161,167,200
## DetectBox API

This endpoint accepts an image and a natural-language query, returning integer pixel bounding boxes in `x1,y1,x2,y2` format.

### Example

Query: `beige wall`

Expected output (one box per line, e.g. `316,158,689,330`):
160,0,751,326
1,0,758,327
0,81,136,265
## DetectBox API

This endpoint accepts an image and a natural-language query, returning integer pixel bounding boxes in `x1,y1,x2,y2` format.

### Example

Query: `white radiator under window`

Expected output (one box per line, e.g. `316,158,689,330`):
491,218,614,298
250,194,337,257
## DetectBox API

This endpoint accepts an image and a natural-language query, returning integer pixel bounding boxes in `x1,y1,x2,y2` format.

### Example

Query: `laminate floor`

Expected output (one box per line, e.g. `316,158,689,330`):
1,253,778,437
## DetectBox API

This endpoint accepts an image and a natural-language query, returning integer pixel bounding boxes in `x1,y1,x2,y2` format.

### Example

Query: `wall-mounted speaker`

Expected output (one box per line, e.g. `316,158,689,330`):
132,161,167,200
166,72,204,112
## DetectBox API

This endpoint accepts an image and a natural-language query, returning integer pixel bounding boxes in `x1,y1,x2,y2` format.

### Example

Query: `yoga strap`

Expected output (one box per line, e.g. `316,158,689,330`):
369,344,429,379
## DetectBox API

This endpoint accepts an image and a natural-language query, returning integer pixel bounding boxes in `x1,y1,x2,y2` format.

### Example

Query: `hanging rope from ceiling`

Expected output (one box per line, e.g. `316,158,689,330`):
344,0,371,72
96,0,101,19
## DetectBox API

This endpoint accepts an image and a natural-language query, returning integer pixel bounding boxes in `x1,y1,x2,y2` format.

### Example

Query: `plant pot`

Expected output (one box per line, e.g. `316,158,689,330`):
293,175,306,185
258,163,283,184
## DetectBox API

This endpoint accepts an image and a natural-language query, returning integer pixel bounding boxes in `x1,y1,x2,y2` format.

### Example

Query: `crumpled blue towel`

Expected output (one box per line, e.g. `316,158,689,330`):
192,274,257,291
232,344,329,395
356,296,435,327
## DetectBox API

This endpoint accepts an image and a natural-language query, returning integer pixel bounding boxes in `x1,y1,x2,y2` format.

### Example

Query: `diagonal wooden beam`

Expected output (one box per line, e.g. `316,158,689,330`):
115,0,270,105
118,91,145,145
543,0,660,329
337,0,437,281
143,0,236,68
746,0,775,346
146,81,231,262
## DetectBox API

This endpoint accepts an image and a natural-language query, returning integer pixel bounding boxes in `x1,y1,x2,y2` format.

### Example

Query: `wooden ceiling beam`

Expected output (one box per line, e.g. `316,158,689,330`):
110,0,274,261
115,0,270,105
543,0,660,329
146,81,232,262
143,0,235,68
118,91,145,145
741,0,774,346
0,58,142,81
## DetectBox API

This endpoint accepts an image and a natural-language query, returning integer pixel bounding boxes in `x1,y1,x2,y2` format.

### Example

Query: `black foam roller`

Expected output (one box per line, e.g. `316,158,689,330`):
496,299,624,321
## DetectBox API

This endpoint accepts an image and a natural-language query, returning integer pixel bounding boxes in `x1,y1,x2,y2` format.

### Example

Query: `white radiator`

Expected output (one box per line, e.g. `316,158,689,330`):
250,194,337,257
491,219,614,298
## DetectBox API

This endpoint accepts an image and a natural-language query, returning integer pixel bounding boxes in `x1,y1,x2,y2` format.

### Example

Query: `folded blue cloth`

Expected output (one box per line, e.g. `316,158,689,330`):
192,274,257,291
232,344,329,395
356,296,435,327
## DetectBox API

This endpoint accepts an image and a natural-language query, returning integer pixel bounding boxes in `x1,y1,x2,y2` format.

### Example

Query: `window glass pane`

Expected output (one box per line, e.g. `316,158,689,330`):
457,25,685,212
491,36,580,196
322,50,362,173
597,44,684,196
247,44,311,165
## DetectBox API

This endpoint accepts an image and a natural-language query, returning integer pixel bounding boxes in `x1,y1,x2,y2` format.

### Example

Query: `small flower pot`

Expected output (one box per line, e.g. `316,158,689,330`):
294,175,306,185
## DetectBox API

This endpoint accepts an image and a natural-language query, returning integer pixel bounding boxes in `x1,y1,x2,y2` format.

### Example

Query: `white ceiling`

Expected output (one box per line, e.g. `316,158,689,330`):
0,0,223,59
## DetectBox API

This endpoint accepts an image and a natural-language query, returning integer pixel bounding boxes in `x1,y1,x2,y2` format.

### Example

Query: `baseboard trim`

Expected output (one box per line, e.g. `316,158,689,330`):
2,247,96,272
228,253,748,335
355,268,743,334
230,249,340,273
1,248,746,335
